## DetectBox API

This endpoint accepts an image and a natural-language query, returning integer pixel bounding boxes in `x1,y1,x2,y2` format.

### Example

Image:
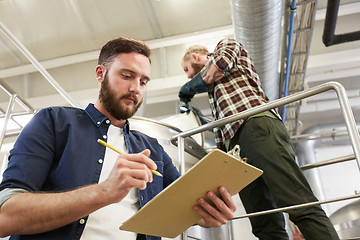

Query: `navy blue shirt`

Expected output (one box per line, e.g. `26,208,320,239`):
0,104,180,240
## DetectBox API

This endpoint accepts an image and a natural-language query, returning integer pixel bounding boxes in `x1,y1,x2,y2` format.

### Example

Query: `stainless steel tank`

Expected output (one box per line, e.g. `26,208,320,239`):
129,112,234,240
129,114,207,171
330,199,360,239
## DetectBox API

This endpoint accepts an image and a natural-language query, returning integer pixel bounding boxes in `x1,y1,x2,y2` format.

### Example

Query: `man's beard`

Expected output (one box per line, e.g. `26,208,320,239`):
99,73,143,120
191,62,205,76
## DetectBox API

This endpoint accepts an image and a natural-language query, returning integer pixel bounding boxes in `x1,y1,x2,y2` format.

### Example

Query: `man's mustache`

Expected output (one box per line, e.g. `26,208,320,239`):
120,94,139,104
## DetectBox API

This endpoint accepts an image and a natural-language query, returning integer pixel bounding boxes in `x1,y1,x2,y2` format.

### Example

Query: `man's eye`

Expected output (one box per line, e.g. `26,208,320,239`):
122,74,132,79
140,80,148,86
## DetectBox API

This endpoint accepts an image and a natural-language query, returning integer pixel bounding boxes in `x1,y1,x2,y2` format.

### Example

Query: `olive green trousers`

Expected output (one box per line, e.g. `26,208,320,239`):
228,115,339,240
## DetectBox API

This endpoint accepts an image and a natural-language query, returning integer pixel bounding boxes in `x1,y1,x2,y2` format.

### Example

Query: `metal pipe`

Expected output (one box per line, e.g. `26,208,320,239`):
4,129,22,138
296,134,326,201
294,121,360,212
300,154,356,170
291,127,359,143
0,80,34,113
0,111,36,118
0,94,17,147
281,0,297,121
333,83,360,170
177,136,186,176
177,125,191,240
323,0,360,46
0,20,79,107
232,194,360,220
171,81,360,171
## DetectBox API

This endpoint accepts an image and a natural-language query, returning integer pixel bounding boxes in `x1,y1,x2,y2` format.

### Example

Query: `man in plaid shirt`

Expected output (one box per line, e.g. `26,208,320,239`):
179,38,339,240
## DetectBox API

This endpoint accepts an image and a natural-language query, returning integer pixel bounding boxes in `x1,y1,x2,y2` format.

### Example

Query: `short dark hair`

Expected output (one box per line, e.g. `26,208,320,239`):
98,37,151,67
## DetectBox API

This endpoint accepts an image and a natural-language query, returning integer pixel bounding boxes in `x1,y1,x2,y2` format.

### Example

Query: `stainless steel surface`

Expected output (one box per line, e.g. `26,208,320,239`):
160,110,205,149
295,122,360,207
187,224,233,240
178,136,186,175
129,116,206,171
296,137,326,201
129,115,232,240
330,199,360,239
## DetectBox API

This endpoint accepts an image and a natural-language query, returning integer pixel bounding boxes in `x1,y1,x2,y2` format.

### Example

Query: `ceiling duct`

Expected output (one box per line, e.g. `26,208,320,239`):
231,0,283,101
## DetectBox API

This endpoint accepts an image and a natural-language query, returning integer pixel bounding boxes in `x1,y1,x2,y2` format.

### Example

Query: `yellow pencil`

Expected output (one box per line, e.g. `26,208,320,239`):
97,139,163,177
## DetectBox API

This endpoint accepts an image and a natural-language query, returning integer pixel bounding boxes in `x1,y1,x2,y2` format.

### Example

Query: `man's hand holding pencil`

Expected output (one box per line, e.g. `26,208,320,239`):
97,139,160,203
98,139,162,177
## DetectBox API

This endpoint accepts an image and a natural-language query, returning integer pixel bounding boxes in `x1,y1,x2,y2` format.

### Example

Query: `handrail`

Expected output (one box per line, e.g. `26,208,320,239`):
232,193,360,220
0,20,79,107
290,127,359,143
171,81,360,172
172,81,360,230
0,80,34,113
300,154,355,170
0,94,17,147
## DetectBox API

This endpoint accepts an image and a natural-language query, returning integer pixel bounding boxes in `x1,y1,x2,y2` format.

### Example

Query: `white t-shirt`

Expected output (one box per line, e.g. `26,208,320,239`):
80,125,139,240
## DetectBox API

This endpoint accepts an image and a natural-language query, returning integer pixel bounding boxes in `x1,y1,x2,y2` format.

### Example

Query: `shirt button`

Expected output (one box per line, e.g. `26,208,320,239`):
106,120,110,124
79,219,85,224
103,135,107,139
98,159,103,164
140,195,144,201
97,121,100,125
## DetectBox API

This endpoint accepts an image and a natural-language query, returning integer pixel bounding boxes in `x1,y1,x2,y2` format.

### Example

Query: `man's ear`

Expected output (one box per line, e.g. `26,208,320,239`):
191,53,201,63
95,65,105,82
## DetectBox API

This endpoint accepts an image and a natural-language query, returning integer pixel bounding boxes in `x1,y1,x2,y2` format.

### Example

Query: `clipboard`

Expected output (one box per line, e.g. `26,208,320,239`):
120,148,263,238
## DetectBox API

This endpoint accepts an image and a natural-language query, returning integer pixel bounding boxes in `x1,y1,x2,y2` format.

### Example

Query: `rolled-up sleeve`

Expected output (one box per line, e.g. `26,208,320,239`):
209,38,241,74
0,188,29,207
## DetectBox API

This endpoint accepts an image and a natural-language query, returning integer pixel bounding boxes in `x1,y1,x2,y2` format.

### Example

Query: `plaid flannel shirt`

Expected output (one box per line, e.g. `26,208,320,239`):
202,38,280,150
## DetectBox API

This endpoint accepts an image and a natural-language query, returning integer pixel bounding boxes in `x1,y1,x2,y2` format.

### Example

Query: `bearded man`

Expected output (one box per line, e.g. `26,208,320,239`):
0,37,236,240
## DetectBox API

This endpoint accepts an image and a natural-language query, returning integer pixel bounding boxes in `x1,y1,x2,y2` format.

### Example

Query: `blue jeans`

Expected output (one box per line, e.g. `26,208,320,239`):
229,116,339,240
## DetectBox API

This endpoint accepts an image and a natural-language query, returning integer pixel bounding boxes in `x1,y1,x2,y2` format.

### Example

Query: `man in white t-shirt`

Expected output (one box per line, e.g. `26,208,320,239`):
0,37,236,240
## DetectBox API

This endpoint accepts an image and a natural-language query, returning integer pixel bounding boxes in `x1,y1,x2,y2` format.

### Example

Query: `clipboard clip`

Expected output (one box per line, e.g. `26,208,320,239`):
227,145,247,163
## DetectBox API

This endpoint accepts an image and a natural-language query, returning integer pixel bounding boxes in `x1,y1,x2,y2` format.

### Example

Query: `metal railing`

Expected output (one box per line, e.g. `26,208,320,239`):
0,94,36,147
0,94,17,147
300,154,356,171
0,20,79,107
171,81,360,172
170,81,360,238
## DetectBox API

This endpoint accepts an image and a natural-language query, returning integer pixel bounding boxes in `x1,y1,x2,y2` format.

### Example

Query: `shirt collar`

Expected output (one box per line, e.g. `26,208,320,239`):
85,103,130,133
85,103,109,127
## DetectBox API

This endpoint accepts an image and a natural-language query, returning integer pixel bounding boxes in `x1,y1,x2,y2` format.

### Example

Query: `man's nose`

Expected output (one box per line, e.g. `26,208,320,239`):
129,79,141,93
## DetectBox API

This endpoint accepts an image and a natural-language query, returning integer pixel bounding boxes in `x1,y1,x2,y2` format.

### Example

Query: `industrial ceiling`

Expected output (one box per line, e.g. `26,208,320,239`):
0,0,360,141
